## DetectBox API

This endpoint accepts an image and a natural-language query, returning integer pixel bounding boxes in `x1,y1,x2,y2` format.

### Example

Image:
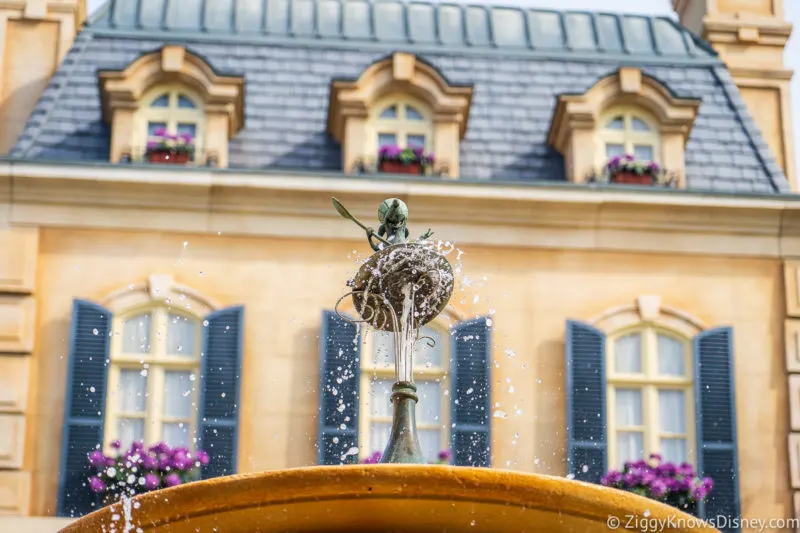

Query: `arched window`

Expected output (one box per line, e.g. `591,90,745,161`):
137,87,204,161
104,305,202,451
370,97,434,153
597,108,660,163
607,326,694,469
359,324,449,462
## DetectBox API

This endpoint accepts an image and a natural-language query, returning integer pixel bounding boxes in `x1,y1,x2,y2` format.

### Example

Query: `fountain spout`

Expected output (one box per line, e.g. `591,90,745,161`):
332,197,454,464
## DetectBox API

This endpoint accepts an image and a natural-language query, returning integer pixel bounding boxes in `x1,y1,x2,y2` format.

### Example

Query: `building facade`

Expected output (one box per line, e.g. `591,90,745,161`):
0,0,798,531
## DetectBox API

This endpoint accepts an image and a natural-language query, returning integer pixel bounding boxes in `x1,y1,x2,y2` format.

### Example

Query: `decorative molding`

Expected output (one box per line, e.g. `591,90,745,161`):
790,433,800,489
98,45,245,166
0,296,34,354
590,296,705,338
786,321,800,372
0,471,29,515
790,375,800,431
785,263,800,317
0,355,28,414
0,227,37,294
100,276,218,317
9,162,800,258
547,68,700,186
327,52,473,178
0,414,24,468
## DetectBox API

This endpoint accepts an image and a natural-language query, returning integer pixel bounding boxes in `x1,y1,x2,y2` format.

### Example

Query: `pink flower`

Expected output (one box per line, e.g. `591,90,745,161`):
164,473,182,487
89,476,106,493
196,450,210,466
88,450,106,468
437,450,452,462
110,440,122,449
143,473,160,490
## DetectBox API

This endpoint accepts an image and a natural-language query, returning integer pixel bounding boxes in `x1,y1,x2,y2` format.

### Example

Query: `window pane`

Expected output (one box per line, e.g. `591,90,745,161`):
122,313,151,354
369,421,391,456
606,143,625,158
632,117,651,131
419,428,442,462
379,105,397,119
177,95,197,109
164,371,194,418
605,116,624,130
407,134,425,148
167,314,197,356
368,379,393,418
633,145,654,161
416,381,441,425
147,122,167,137
658,335,685,376
118,369,147,412
415,326,442,368
163,422,190,448
406,105,424,120
614,333,641,373
658,389,686,434
371,331,394,368
378,133,397,147
617,431,644,467
116,419,144,450
615,388,643,427
660,438,687,464
150,94,169,108
176,123,197,138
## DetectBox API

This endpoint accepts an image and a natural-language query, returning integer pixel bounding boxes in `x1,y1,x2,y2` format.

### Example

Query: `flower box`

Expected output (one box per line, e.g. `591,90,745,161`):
378,145,434,175
378,160,424,175
146,150,191,164
610,171,654,186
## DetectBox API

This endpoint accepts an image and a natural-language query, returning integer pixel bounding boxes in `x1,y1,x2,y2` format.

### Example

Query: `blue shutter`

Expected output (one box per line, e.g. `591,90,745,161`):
694,327,740,529
565,320,607,483
450,318,491,467
57,300,112,517
198,306,244,479
317,310,361,465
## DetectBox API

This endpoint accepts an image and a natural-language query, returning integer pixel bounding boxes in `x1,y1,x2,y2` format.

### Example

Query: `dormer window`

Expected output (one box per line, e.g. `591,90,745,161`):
598,109,660,164
99,45,244,168
140,89,204,164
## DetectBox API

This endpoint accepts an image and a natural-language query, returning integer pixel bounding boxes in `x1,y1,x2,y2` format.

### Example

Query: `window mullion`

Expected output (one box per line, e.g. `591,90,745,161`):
607,384,617,468
646,384,660,460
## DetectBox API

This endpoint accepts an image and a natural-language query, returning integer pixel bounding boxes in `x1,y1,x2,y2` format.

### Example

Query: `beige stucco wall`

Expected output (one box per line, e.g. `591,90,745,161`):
23,226,790,522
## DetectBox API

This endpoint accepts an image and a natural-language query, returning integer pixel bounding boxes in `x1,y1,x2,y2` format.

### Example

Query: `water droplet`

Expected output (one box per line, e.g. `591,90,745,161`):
332,437,339,444
92,328,99,335
493,410,507,419
581,464,589,473
89,386,96,393
643,509,651,517
203,320,209,327
504,348,516,358
470,520,476,526
140,369,148,377
566,473,575,480
466,387,474,395
221,392,226,398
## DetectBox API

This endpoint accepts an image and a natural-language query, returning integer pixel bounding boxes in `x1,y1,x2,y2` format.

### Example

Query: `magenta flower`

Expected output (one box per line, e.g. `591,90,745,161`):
196,450,210,466
650,479,667,498
164,473,182,487
88,450,106,468
437,450,452,462
89,476,106,493
110,440,122,450
143,473,160,490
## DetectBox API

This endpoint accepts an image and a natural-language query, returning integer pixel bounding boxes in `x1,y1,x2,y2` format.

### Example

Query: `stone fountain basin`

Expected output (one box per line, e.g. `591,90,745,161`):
61,465,718,533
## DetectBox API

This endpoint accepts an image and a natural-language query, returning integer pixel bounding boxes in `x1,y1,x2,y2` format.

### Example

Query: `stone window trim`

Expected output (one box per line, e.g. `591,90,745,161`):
98,45,245,168
327,52,473,178
547,67,701,187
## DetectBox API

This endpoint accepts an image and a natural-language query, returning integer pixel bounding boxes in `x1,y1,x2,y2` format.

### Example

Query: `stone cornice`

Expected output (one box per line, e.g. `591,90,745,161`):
4,161,800,258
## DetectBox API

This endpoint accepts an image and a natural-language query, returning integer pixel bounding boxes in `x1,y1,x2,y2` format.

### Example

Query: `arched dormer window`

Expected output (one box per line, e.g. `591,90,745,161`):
607,325,694,468
328,52,473,178
598,108,660,164
138,87,205,164
548,67,700,187
370,97,434,153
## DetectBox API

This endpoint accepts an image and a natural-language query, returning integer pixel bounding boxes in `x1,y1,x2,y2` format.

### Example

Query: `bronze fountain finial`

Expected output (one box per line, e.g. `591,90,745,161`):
331,197,452,463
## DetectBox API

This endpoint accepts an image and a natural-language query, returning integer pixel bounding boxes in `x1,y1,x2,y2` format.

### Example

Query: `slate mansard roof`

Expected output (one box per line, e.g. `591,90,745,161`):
11,0,790,193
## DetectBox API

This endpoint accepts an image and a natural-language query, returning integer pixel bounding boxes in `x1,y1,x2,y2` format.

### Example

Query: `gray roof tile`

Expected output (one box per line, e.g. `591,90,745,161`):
9,1,791,194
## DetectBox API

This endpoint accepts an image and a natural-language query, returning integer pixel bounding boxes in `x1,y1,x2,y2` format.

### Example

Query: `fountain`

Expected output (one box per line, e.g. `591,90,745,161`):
61,198,717,532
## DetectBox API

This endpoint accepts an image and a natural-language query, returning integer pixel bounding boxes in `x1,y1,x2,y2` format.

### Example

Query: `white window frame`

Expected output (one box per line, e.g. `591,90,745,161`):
103,304,202,453
136,85,206,162
596,106,661,165
606,326,695,469
368,94,434,155
358,322,450,461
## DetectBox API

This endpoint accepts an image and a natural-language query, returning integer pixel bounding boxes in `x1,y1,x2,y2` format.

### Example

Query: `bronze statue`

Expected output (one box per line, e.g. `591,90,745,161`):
331,197,433,251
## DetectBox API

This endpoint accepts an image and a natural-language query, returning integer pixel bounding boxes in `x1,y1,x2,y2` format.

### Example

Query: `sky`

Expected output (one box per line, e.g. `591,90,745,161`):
84,0,800,178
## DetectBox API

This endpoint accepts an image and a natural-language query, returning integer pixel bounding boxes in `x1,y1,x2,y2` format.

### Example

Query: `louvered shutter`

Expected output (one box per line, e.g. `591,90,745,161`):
450,318,492,467
565,320,607,483
57,300,112,517
198,306,244,479
694,327,739,529
317,310,361,465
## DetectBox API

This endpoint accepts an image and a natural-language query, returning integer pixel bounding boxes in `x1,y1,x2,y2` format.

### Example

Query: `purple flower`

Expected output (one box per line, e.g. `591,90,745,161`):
648,453,662,463
88,450,106,468
601,470,622,486
153,127,168,137
164,473,182,487
141,455,157,470
650,479,668,498
437,450,452,462
656,462,676,477
110,440,122,449
143,473,160,490
89,476,107,493
676,462,695,477
622,473,639,488
151,442,169,454
360,451,382,464
196,450,210,466
105,456,116,467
